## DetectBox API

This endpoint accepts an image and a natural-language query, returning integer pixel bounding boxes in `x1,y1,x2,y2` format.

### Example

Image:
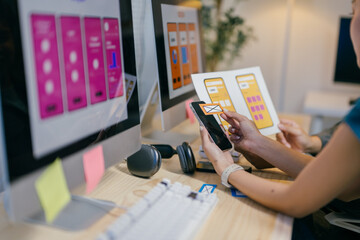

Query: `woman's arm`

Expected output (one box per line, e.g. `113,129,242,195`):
245,135,313,178
226,123,360,218
222,110,313,178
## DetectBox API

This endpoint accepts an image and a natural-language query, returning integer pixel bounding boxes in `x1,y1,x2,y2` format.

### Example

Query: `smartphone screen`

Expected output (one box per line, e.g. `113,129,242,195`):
190,101,232,151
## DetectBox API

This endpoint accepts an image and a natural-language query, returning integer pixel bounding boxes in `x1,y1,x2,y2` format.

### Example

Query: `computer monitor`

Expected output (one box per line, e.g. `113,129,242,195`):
152,0,204,131
334,17,360,86
131,0,204,145
0,0,141,230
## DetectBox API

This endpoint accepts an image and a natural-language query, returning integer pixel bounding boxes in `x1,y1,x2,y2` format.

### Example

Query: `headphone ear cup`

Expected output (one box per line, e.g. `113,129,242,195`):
127,144,162,178
176,145,189,173
176,142,196,174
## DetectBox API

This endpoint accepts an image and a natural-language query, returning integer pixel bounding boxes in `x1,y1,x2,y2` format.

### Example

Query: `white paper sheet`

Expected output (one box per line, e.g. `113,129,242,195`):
191,67,280,136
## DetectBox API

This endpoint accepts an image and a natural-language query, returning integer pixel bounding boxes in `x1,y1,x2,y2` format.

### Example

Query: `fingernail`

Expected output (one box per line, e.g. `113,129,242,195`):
233,135,240,140
200,126,204,131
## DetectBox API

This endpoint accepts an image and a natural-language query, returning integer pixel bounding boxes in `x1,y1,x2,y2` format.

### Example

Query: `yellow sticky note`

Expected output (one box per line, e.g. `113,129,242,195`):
35,158,71,223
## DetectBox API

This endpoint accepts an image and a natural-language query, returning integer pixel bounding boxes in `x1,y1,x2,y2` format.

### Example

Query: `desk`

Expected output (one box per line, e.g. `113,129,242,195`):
0,114,310,240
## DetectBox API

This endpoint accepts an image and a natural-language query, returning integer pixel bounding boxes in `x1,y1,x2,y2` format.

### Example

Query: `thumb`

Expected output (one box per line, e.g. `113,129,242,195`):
200,126,211,145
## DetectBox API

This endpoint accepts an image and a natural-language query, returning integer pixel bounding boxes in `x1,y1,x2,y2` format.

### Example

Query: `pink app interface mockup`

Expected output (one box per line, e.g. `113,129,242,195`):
60,16,87,111
103,18,123,99
31,14,64,119
84,17,107,104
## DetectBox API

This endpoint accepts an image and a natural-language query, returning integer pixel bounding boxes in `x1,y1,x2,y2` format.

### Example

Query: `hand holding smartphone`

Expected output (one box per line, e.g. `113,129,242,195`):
190,101,232,151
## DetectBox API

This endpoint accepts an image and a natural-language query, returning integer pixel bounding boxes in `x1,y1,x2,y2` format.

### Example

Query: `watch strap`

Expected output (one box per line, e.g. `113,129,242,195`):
221,164,244,188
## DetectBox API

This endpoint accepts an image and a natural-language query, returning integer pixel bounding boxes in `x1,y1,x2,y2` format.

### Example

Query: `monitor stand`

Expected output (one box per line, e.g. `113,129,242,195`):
140,86,198,146
26,195,115,231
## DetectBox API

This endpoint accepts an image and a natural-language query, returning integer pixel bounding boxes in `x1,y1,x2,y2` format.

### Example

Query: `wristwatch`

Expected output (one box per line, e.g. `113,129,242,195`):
221,164,244,188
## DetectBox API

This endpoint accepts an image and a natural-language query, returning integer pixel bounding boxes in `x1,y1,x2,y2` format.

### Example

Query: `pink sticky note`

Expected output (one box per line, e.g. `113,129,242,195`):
185,99,195,124
83,145,105,194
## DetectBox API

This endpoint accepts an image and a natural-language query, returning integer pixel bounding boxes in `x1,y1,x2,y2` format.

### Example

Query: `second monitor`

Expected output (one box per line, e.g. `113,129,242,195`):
133,0,205,144
153,0,204,131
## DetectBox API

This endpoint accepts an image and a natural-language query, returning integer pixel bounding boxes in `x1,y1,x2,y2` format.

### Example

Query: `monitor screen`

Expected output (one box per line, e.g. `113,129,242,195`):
334,17,360,85
151,0,204,131
1,0,139,182
0,0,141,222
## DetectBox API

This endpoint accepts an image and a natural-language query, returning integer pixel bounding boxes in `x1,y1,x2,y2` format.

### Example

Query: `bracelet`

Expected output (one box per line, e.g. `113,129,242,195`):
221,164,244,188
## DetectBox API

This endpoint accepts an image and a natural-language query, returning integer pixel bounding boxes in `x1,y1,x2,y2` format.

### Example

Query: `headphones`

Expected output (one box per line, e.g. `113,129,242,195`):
127,142,196,178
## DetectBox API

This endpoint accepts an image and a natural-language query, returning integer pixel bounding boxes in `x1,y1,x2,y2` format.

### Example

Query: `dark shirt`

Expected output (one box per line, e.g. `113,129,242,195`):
314,121,341,149
326,100,360,218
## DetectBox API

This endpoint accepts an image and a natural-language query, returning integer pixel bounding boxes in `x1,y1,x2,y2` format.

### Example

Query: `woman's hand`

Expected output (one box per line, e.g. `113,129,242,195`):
276,119,322,154
199,126,234,176
276,119,313,152
221,110,264,153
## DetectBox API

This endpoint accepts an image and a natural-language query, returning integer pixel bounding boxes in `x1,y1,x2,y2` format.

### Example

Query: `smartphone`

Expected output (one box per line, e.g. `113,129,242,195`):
190,101,232,151
196,161,252,173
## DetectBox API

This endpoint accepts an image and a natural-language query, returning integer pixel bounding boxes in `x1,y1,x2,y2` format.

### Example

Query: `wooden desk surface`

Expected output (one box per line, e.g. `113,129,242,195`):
0,114,310,240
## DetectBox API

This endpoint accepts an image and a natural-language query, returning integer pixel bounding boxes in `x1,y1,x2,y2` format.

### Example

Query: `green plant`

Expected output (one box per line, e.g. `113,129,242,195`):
201,0,254,71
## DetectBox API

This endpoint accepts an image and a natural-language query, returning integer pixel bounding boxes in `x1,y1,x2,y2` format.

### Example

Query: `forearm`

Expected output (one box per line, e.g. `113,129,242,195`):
241,151,275,169
247,136,314,178
228,124,360,218
228,170,307,217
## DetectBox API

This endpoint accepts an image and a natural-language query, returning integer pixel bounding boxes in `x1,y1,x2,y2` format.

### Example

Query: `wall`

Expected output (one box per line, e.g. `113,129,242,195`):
217,0,356,114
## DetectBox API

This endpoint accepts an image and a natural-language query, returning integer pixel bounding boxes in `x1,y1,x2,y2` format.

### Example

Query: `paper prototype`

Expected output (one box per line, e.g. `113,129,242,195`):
35,158,71,223
83,145,105,194
199,184,217,194
231,188,247,198
191,67,280,136
199,103,223,115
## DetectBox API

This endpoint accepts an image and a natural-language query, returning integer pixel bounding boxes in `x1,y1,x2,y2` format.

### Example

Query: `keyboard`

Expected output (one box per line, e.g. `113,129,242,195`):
97,179,218,240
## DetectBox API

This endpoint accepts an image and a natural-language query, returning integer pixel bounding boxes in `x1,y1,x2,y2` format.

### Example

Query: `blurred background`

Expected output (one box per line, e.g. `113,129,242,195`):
199,0,355,132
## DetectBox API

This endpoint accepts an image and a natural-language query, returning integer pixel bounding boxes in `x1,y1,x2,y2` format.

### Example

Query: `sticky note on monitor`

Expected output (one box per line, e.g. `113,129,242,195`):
83,145,105,194
35,158,71,223
199,103,223,115
185,99,195,124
